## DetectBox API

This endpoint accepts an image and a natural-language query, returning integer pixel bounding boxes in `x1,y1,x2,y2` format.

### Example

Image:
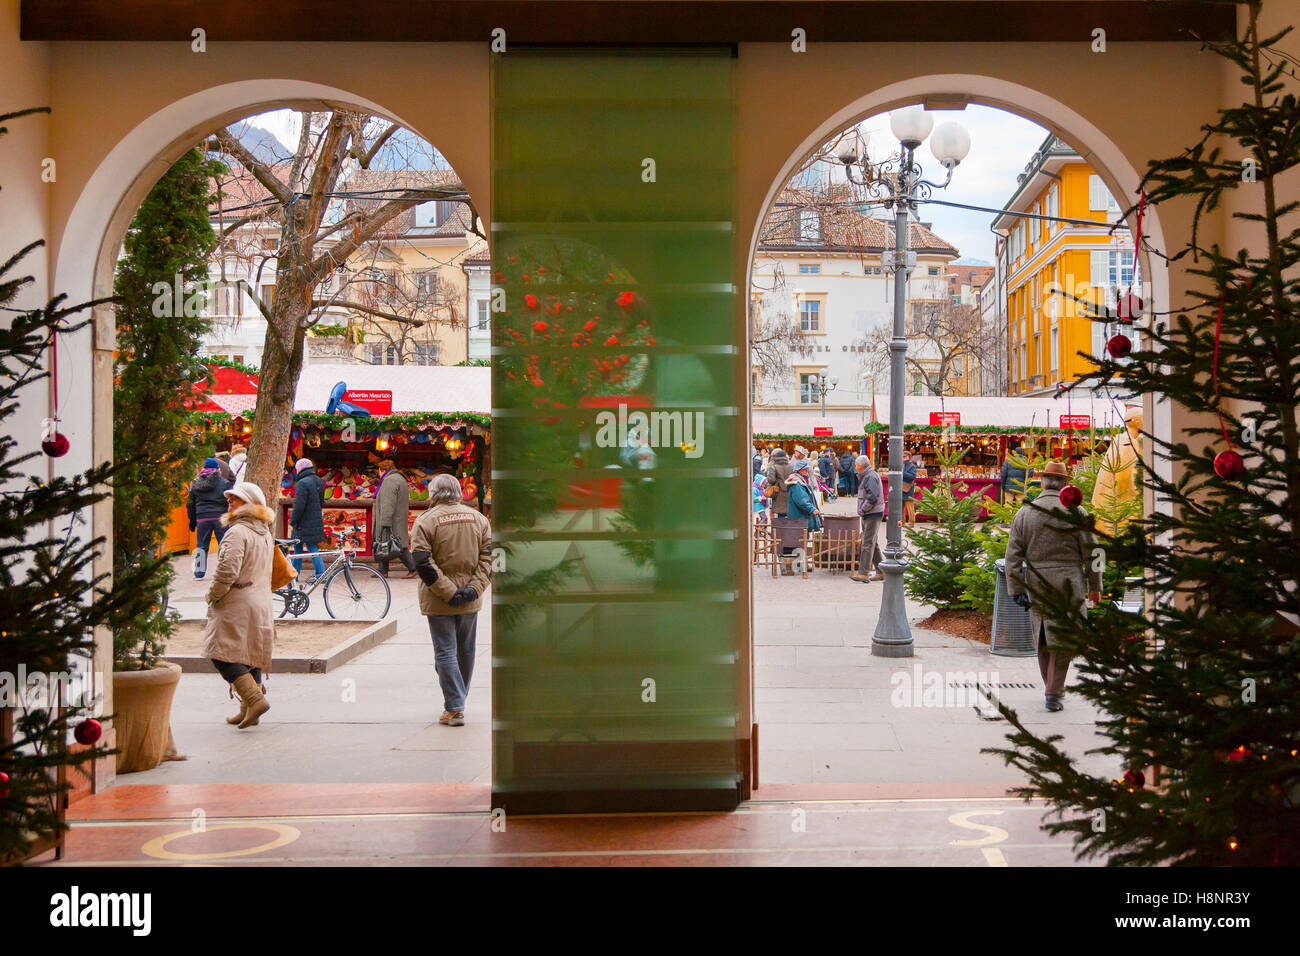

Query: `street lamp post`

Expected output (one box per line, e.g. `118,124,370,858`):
809,373,838,417
841,107,970,658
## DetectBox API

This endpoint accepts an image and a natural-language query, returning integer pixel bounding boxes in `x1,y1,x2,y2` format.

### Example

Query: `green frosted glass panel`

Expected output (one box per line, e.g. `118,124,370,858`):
491,48,740,808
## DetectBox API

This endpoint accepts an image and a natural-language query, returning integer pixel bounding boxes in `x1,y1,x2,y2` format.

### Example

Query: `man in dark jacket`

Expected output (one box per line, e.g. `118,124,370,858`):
839,450,859,496
187,457,232,579
289,457,327,579
1001,443,1032,502
817,449,836,499
851,454,885,583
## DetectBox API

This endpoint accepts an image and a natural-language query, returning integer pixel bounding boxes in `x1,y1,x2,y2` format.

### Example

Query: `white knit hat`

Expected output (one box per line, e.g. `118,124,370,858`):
224,481,267,509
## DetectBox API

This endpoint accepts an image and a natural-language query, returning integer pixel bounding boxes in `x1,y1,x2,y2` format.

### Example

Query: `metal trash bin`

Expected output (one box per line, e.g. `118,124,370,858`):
991,557,1036,657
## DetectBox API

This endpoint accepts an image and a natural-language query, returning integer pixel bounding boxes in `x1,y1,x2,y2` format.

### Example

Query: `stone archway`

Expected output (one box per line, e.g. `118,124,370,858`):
51,79,482,789
742,74,1173,788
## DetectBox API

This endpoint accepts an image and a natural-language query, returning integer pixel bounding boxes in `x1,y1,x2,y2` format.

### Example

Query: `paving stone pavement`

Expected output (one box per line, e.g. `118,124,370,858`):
143,547,1112,792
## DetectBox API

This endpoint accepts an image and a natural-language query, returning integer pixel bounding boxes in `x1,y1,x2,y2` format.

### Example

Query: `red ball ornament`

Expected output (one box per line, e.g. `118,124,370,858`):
1122,768,1146,789
74,718,102,746
1059,484,1083,508
1106,333,1132,359
1118,293,1144,321
42,431,71,458
1213,450,1245,480
0,771,8,799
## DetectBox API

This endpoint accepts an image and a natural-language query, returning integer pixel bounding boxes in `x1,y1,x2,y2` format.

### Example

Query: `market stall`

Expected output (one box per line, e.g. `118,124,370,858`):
753,397,1127,518
177,363,491,556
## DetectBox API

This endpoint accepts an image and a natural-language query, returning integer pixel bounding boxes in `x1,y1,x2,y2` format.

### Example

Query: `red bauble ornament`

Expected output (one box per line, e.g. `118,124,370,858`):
1059,484,1083,507
1122,768,1146,789
1213,450,1245,479
0,771,8,799
74,718,102,746
1106,333,1132,359
41,431,70,458
1118,293,1144,321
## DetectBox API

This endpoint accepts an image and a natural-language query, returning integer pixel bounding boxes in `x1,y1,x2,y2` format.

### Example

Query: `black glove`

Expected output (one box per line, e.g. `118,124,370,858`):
1013,593,1031,611
448,586,478,607
411,551,439,587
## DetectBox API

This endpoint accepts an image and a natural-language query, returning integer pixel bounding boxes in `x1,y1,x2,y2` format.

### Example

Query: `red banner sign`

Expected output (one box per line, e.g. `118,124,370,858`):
929,412,961,426
813,426,833,436
343,389,393,416
1059,414,1091,429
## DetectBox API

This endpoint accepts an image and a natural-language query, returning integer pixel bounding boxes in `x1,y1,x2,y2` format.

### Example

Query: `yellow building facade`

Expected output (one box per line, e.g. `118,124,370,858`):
995,135,1139,397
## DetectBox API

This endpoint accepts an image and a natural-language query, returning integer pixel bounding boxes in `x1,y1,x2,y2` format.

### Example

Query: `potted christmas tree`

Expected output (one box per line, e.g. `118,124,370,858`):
110,147,224,772
986,2,1300,865
0,108,159,861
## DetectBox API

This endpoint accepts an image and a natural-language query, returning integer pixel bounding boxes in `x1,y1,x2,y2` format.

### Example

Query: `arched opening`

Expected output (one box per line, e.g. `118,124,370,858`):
744,76,1169,791
57,80,492,793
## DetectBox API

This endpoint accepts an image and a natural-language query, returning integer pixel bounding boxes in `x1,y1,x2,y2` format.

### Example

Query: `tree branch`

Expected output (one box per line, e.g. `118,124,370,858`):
311,299,427,327
211,129,291,206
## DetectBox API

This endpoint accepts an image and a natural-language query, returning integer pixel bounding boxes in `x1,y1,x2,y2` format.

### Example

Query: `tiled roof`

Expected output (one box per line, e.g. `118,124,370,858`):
759,186,959,256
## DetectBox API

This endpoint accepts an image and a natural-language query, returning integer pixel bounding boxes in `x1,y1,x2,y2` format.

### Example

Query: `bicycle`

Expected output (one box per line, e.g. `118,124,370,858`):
273,523,392,620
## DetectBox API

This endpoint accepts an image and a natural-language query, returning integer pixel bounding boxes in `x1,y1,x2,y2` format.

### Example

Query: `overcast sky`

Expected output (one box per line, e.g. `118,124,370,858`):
250,103,1047,264
848,104,1049,263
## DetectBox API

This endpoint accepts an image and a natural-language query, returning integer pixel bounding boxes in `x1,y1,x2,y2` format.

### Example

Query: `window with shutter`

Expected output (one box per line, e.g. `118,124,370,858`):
1089,174,1108,212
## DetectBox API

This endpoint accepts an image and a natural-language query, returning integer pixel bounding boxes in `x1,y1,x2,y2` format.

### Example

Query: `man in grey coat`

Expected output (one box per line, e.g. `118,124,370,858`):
1004,460,1102,712
851,454,885,583
373,460,416,578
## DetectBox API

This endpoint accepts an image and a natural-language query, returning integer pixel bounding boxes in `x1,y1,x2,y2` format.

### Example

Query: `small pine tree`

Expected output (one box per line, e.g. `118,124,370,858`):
987,2,1300,866
0,108,158,861
905,445,985,609
112,147,224,670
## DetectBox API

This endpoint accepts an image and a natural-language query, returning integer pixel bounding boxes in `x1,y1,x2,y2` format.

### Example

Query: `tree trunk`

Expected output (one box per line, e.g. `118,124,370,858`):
244,274,309,509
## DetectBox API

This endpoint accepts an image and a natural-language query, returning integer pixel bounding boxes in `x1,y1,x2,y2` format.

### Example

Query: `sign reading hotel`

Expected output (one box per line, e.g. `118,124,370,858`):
343,389,393,416
1059,414,1092,429
929,412,961,426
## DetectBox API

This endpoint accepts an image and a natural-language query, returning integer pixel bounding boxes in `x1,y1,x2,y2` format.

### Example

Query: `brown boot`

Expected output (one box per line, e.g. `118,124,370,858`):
232,673,270,729
225,682,246,725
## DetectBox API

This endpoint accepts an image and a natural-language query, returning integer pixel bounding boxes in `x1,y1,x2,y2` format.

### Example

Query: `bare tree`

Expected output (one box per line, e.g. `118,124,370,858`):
206,110,479,497
855,298,985,397
749,264,811,389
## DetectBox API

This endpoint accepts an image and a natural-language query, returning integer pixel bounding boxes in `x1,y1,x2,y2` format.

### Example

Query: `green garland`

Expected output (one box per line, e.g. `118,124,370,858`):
204,356,260,375
755,423,1119,441
185,408,490,434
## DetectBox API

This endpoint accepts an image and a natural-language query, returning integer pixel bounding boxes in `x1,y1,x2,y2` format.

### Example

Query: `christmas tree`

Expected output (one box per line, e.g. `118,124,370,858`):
986,3,1300,865
0,109,158,861
904,444,985,609
112,147,224,669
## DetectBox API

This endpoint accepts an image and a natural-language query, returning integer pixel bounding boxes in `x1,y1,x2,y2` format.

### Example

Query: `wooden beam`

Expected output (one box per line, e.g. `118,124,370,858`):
22,1,1238,43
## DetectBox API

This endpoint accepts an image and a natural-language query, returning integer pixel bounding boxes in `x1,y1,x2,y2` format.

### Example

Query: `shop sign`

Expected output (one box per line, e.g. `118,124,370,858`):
929,412,961,426
813,426,833,436
1059,414,1091,429
343,389,393,415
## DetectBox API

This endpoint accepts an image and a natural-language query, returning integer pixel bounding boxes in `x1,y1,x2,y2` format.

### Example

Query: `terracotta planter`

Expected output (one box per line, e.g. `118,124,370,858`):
111,661,181,774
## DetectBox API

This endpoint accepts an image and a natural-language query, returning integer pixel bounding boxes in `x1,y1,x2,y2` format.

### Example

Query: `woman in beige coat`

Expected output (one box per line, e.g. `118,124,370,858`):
202,480,276,728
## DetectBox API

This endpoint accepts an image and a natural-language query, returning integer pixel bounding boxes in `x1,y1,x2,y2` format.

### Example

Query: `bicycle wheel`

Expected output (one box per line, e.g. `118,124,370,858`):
323,564,391,620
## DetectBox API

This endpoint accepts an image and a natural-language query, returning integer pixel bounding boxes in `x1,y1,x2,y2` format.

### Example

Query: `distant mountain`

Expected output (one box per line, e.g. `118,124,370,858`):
219,122,293,165
952,256,992,266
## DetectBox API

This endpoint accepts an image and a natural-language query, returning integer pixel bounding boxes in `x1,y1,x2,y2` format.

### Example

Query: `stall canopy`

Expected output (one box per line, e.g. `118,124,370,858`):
292,364,490,415
753,394,1130,435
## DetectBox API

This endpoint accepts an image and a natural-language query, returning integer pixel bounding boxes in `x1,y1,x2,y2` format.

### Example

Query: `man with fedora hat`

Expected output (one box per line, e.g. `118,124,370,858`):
1004,460,1102,712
